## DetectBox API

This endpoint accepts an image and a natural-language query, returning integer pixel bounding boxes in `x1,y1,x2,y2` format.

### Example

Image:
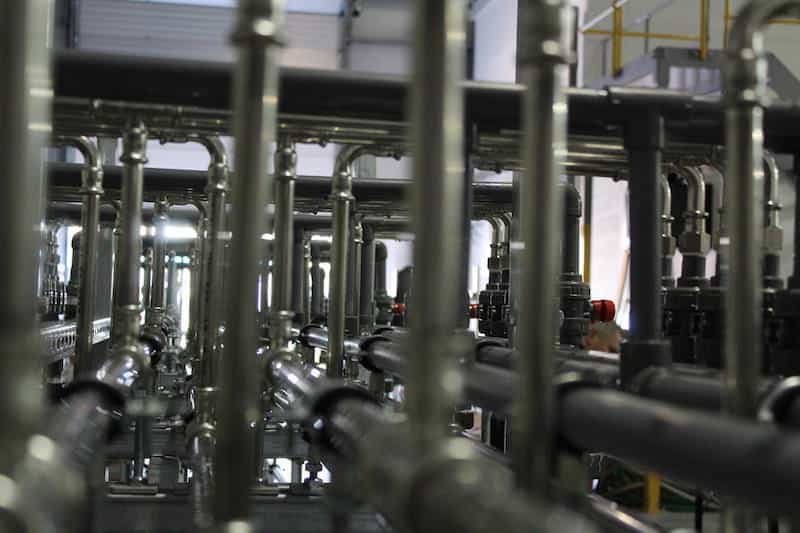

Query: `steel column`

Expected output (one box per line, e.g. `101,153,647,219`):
359,225,376,334
270,138,297,349
56,137,103,376
0,0,53,488
196,137,229,390
406,0,467,450
214,0,284,525
514,0,571,494
724,2,800,528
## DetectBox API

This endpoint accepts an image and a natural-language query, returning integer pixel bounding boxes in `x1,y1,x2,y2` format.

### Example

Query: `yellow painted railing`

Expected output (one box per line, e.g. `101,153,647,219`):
581,0,710,76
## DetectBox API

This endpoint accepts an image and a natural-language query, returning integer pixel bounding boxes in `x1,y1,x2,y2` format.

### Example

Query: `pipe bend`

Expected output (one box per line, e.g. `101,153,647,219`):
660,174,672,219
193,136,228,167
682,166,706,216
488,217,502,246
763,151,782,210
726,1,800,103
333,145,400,177
56,136,102,169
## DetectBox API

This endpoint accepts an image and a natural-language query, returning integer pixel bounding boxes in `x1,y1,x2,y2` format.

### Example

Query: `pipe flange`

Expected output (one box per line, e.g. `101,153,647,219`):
758,376,800,424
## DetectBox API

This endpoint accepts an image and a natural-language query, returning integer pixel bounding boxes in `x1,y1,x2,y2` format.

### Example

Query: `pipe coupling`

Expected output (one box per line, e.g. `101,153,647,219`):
206,162,230,194
120,123,149,165
275,140,297,181
330,170,354,202
231,11,284,47
517,0,573,65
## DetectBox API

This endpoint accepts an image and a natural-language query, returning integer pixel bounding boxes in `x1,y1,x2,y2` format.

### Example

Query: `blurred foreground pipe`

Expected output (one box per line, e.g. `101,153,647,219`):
214,0,284,525
0,0,53,518
406,0,467,451
514,0,571,493
725,4,800,527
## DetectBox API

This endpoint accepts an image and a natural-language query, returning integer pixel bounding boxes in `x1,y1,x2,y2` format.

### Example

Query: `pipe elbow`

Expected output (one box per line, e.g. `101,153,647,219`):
487,217,502,245
682,166,706,214
726,1,800,103
660,175,672,218
56,136,102,169
195,136,228,167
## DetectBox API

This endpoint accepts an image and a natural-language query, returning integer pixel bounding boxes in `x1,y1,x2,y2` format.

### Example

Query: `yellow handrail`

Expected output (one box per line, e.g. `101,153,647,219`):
582,0,712,76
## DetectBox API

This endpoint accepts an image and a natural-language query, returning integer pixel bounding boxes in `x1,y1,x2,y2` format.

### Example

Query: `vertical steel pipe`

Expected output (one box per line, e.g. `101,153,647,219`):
0,0,52,487
660,175,676,288
725,1,800,529
359,225,376,334
56,137,103,376
166,250,179,313
327,147,359,378
214,0,283,525
270,137,297,349
186,202,207,357
114,121,147,350
406,0,466,450
290,231,305,322
196,137,229,389
345,217,363,335
725,0,800,417
763,153,783,289
514,0,571,494
148,198,169,322
142,248,153,311
110,200,123,326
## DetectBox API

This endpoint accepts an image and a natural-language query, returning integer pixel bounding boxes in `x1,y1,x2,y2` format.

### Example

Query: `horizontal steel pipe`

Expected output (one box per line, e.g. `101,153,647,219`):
48,163,513,209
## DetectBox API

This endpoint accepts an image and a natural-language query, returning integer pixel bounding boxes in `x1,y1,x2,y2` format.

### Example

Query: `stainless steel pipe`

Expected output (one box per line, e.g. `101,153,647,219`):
725,0,800,419
327,146,361,378
345,217,363,336
187,200,208,359
763,153,783,288
56,137,104,376
214,0,284,525
725,1,800,529
406,0,467,450
148,198,169,317
270,137,297,349
113,121,147,351
660,175,676,288
514,0,571,494
0,0,52,499
195,137,229,389
166,250,178,315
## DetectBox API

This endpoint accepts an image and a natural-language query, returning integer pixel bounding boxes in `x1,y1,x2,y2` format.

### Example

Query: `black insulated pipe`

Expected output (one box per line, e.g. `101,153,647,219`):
559,386,800,519
560,183,590,347
790,155,800,289
620,113,671,385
